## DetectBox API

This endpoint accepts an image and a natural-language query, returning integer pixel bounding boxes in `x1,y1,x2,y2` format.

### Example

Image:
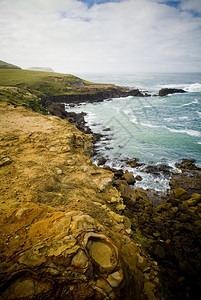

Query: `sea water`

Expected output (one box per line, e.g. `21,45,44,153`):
66,72,201,191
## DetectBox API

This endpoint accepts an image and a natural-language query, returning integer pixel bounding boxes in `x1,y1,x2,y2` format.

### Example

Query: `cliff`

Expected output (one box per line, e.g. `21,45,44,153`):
1,68,201,299
0,103,162,299
0,69,147,109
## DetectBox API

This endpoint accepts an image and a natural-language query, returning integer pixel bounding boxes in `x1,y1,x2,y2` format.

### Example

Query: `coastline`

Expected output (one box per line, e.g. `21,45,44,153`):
0,69,201,299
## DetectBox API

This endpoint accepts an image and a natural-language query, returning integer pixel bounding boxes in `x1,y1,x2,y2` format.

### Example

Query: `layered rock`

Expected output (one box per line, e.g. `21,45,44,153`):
0,103,162,299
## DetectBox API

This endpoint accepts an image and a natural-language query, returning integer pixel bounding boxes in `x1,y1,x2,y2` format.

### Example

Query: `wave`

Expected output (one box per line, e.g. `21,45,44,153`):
164,117,175,122
181,99,199,107
138,122,161,128
134,120,201,137
178,116,189,120
167,127,201,137
158,82,201,93
184,83,201,92
197,111,201,118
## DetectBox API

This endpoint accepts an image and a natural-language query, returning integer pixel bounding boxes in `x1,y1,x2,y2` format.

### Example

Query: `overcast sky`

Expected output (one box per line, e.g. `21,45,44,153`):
0,0,201,74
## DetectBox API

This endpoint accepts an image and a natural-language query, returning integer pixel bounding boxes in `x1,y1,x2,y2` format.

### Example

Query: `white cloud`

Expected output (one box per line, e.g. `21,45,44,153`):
0,0,201,73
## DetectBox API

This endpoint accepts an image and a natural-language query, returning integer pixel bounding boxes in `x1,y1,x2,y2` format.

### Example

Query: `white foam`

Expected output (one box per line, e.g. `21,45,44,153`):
178,116,189,120
167,127,201,137
140,122,162,128
181,99,199,107
197,111,201,116
164,117,175,122
130,116,138,123
184,83,201,92
158,82,201,93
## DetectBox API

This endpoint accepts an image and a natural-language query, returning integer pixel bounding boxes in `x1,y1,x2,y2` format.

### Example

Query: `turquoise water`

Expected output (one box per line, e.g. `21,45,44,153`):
67,73,201,190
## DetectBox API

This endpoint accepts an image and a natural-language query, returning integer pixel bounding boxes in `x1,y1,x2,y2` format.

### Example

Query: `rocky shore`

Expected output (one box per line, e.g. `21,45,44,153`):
0,103,163,299
0,68,200,299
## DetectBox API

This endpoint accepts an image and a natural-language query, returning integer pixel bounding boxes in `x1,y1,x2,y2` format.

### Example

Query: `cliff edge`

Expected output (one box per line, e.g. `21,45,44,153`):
0,103,161,299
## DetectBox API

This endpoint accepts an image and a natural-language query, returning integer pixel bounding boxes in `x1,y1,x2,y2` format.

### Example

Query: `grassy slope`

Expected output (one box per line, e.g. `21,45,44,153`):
0,69,96,96
0,69,117,112
0,60,21,69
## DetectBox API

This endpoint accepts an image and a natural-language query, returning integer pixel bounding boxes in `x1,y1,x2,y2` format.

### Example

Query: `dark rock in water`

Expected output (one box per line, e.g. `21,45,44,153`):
126,158,144,168
170,170,201,194
102,127,111,132
175,159,201,171
122,170,136,185
142,164,172,177
42,86,150,107
135,175,143,181
129,89,146,97
158,88,186,96
170,160,201,194
97,157,107,166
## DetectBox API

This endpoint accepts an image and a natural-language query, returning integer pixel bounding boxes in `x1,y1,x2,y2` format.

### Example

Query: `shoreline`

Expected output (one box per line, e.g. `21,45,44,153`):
48,99,201,194
1,69,201,298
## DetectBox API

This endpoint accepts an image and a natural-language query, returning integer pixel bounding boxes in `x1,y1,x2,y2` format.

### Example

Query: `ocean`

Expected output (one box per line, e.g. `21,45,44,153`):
67,72,201,191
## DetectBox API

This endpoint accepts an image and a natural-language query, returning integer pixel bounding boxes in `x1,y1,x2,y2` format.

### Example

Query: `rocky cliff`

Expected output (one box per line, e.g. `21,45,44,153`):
0,103,162,299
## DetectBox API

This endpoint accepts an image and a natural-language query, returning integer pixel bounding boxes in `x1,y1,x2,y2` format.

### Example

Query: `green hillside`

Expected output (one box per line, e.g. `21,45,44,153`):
0,69,92,96
0,60,21,69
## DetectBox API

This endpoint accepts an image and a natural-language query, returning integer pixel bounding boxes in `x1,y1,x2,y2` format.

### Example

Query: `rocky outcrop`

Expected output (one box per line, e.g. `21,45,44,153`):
42,87,148,107
170,159,201,194
0,103,162,299
158,88,186,96
120,184,201,300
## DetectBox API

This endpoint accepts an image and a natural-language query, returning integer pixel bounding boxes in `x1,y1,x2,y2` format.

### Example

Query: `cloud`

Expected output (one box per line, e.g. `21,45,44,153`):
0,0,201,73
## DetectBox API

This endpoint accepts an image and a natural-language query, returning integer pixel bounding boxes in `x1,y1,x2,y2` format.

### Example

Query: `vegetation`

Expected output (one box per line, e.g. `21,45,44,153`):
0,60,21,69
0,86,46,114
0,69,94,96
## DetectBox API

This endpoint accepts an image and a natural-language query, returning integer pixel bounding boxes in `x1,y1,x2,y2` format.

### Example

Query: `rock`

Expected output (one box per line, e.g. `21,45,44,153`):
158,88,186,96
129,89,145,97
122,170,135,185
175,159,200,171
135,175,143,181
126,158,144,168
142,164,172,177
97,157,107,166
0,155,12,167
170,169,201,194
0,102,163,300
71,249,89,268
153,245,166,259
86,236,118,271
118,182,136,206
173,187,191,200
107,270,123,287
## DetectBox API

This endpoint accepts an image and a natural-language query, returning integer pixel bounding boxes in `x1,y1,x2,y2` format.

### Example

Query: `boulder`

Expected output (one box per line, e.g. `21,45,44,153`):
122,170,136,185
173,187,191,201
158,88,186,96
97,157,107,166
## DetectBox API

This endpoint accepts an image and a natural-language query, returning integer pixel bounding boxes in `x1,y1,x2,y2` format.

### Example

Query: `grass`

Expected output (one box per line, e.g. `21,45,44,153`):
0,69,95,96
0,60,21,69
0,86,46,114
0,69,120,111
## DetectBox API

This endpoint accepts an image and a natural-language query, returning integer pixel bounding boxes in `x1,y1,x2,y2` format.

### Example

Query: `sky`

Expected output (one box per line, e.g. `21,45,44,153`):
0,0,201,74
